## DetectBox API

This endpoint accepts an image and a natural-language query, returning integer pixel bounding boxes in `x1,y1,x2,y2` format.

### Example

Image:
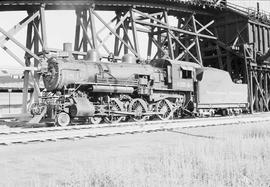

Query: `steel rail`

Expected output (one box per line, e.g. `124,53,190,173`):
0,113,269,145
0,115,245,135
0,112,267,134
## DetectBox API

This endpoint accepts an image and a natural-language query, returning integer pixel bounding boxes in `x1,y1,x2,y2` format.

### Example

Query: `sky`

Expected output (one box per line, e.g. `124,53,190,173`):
0,0,269,73
229,0,270,8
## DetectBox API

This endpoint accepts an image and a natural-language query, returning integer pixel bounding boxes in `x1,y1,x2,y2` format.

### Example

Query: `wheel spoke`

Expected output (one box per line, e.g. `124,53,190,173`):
89,117,102,124
104,99,124,124
156,99,173,120
56,112,70,126
129,99,148,122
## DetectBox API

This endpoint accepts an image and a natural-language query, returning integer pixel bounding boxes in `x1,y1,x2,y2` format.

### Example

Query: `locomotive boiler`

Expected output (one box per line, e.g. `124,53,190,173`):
32,50,249,126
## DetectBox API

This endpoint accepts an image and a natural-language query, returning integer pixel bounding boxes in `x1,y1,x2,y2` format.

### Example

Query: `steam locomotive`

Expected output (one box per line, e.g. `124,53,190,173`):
31,50,248,126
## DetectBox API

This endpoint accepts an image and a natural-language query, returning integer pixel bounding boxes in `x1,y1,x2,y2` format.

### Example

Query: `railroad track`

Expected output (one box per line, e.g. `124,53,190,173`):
0,113,270,145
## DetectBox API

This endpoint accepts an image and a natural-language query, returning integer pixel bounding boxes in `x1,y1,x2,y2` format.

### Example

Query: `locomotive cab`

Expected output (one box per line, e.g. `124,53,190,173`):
150,59,202,91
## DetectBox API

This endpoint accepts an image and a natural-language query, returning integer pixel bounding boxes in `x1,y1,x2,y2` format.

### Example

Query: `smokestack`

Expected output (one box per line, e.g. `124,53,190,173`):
63,43,73,59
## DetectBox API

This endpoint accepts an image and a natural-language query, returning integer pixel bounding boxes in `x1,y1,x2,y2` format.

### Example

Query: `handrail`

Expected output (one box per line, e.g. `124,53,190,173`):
187,0,270,23
225,1,270,23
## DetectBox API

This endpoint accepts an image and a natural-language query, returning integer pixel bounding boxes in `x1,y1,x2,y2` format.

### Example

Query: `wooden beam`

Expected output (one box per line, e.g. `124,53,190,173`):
91,9,139,57
195,19,214,36
253,73,269,111
22,21,33,114
250,71,254,113
130,9,140,58
114,12,121,56
32,21,44,47
0,11,40,46
74,10,82,56
152,36,168,56
0,26,40,61
89,8,98,49
133,9,216,40
192,15,202,65
164,10,174,59
147,19,154,58
82,10,88,52
33,16,40,103
97,11,129,53
39,4,47,50
78,17,93,49
175,40,196,61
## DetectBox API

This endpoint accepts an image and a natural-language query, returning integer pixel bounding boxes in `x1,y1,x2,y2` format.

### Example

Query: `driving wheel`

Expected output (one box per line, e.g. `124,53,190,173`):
104,98,125,123
128,98,148,122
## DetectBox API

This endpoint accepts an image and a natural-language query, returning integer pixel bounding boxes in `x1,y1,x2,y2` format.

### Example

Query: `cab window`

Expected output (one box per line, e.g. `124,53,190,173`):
182,70,192,79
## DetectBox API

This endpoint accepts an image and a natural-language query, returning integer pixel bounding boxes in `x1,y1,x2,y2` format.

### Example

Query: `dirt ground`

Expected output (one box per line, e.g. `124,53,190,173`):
0,122,269,186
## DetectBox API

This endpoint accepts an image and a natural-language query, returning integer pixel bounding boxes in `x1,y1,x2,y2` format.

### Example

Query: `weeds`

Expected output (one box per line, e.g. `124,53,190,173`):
53,126,270,187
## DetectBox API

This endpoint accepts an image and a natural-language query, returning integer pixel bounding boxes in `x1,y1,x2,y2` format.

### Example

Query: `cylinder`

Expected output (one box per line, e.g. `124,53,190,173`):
89,85,134,93
69,97,95,117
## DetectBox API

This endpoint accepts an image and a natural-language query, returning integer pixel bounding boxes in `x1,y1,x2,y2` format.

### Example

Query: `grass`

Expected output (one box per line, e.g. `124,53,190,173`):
6,122,269,187
47,123,270,187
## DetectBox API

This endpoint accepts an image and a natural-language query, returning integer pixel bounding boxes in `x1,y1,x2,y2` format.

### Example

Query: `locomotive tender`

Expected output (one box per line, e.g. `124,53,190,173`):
32,50,248,126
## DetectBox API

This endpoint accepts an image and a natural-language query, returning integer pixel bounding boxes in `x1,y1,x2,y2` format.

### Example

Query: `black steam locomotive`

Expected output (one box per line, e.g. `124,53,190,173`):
31,50,248,126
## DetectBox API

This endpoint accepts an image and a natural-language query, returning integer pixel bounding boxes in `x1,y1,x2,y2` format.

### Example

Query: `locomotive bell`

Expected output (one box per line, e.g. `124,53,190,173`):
63,43,72,52
86,50,101,62
122,54,136,64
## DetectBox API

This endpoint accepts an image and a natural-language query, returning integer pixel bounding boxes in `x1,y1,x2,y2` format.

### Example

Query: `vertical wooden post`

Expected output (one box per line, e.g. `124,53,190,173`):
157,15,162,58
130,9,140,59
254,72,259,111
89,8,97,49
226,51,232,72
243,45,252,112
174,18,182,58
33,17,40,103
82,9,88,53
265,71,268,110
147,19,154,59
123,18,129,54
74,10,81,56
192,15,202,65
214,28,223,69
22,14,33,113
259,70,264,111
184,16,190,61
164,10,174,59
250,70,254,113
40,4,47,50
114,11,121,56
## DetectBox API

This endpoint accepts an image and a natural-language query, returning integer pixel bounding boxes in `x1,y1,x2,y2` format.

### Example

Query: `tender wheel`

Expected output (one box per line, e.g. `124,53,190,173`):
128,98,148,122
221,109,227,116
89,117,102,125
104,98,125,123
56,112,70,127
227,109,233,116
156,99,173,120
